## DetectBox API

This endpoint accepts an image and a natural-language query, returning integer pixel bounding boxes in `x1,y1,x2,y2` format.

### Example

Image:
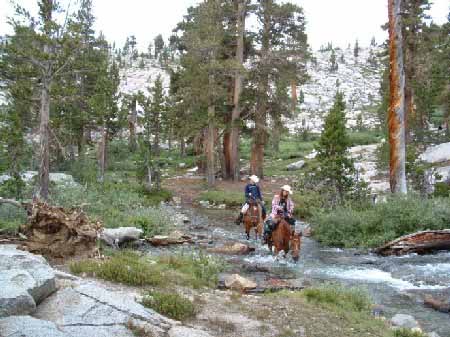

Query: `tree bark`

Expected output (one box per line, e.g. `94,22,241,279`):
388,0,407,194
227,0,246,181
128,97,137,152
97,125,108,183
38,77,51,200
291,79,297,114
250,0,271,178
206,104,216,187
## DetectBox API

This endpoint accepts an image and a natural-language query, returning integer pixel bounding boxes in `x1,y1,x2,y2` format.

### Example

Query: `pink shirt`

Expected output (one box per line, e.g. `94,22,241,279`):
270,195,294,217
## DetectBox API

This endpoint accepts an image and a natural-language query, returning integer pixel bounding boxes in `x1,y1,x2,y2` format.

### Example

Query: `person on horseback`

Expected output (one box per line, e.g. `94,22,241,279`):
263,185,295,243
235,175,267,225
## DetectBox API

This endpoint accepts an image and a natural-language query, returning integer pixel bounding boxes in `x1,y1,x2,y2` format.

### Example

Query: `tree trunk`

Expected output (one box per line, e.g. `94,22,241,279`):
291,79,297,114
250,0,271,178
128,97,137,152
194,130,206,174
153,111,160,157
271,113,282,152
97,125,108,183
227,0,246,181
180,137,186,157
38,77,51,200
206,105,216,187
388,0,407,194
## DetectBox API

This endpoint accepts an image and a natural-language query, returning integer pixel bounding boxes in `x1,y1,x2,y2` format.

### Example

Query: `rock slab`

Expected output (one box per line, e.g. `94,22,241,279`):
0,245,56,317
390,313,421,330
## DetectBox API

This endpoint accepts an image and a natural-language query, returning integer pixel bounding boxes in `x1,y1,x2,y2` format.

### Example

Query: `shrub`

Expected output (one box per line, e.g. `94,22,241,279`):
302,284,372,313
141,291,195,321
392,329,425,337
69,251,164,286
197,190,242,207
311,196,450,248
157,253,224,289
0,203,26,232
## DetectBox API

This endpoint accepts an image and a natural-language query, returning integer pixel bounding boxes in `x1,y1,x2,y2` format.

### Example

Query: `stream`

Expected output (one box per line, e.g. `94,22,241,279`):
161,206,450,336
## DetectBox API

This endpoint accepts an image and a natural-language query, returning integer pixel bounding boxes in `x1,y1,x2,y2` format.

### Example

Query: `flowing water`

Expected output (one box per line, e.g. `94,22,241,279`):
172,206,450,336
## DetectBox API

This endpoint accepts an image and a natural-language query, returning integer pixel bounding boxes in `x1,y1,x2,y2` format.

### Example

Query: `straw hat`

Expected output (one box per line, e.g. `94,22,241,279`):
249,175,260,183
281,185,293,194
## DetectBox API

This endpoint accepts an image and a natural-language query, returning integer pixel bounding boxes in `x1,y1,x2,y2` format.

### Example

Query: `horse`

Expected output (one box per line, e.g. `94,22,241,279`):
242,198,263,240
267,215,302,262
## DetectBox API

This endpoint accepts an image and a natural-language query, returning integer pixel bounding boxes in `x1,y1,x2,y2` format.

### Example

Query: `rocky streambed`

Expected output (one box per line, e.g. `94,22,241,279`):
2,204,450,337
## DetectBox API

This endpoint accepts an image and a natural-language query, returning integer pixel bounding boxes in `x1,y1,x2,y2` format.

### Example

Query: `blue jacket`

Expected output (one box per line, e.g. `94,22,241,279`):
245,184,263,201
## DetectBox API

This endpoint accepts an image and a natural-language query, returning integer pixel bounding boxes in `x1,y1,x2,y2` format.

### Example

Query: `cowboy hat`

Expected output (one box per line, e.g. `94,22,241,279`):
281,185,293,194
249,175,260,183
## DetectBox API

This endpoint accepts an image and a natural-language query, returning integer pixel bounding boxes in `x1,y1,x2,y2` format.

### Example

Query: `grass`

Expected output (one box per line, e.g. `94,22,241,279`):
69,251,225,289
197,189,243,207
242,284,396,337
141,290,195,321
302,284,372,313
392,329,426,337
311,195,450,248
49,183,172,229
0,204,27,232
69,251,165,286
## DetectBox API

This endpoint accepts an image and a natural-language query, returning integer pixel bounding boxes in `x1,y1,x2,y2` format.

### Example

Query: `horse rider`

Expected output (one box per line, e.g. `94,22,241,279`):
263,185,295,243
235,175,267,225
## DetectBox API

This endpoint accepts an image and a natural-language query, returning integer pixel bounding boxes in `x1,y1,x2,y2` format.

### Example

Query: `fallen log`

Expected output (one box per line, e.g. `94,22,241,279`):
375,230,450,256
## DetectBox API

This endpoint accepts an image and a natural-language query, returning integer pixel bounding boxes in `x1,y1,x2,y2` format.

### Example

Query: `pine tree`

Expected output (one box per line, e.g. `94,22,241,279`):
154,34,165,59
354,39,360,59
329,49,338,72
7,0,81,199
317,92,354,203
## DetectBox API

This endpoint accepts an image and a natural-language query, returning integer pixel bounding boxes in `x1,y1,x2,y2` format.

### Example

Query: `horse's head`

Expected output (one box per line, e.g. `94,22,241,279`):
290,233,301,262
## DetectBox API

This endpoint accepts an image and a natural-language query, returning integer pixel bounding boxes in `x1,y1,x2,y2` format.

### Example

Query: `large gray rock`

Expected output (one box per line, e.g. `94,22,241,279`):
99,227,143,247
168,326,213,337
35,281,175,337
0,245,56,317
287,160,305,171
390,313,421,330
0,315,66,337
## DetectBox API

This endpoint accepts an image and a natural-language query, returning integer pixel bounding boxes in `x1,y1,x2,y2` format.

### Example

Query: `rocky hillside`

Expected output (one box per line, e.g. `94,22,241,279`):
287,45,383,133
119,46,384,133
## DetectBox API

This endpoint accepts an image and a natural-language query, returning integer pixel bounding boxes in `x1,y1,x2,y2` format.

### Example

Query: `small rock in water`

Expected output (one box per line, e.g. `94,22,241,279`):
199,200,210,208
390,314,421,331
207,242,254,255
217,204,226,209
99,227,143,247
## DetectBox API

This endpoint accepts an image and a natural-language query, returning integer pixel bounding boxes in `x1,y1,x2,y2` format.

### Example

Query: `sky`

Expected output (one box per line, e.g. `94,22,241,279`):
0,0,448,51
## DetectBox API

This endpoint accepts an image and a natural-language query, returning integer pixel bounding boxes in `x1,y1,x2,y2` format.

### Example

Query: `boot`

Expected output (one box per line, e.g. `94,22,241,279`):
235,212,243,226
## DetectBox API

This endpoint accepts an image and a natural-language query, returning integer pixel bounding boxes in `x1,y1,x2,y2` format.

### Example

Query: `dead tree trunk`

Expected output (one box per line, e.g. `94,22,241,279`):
376,230,450,256
38,76,51,200
228,0,246,181
388,0,407,194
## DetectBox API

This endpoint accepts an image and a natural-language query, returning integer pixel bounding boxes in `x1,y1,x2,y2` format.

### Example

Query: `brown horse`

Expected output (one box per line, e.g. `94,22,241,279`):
243,199,263,240
267,216,301,262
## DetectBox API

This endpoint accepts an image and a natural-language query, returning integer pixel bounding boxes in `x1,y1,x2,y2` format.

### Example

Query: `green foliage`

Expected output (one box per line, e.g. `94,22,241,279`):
392,329,425,337
434,182,450,198
156,253,224,289
0,204,27,232
317,91,355,203
197,190,243,207
130,206,173,237
311,196,450,248
49,183,172,228
303,284,372,313
348,130,384,146
141,291,195,321
70,251,224,290
70,251,165,286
